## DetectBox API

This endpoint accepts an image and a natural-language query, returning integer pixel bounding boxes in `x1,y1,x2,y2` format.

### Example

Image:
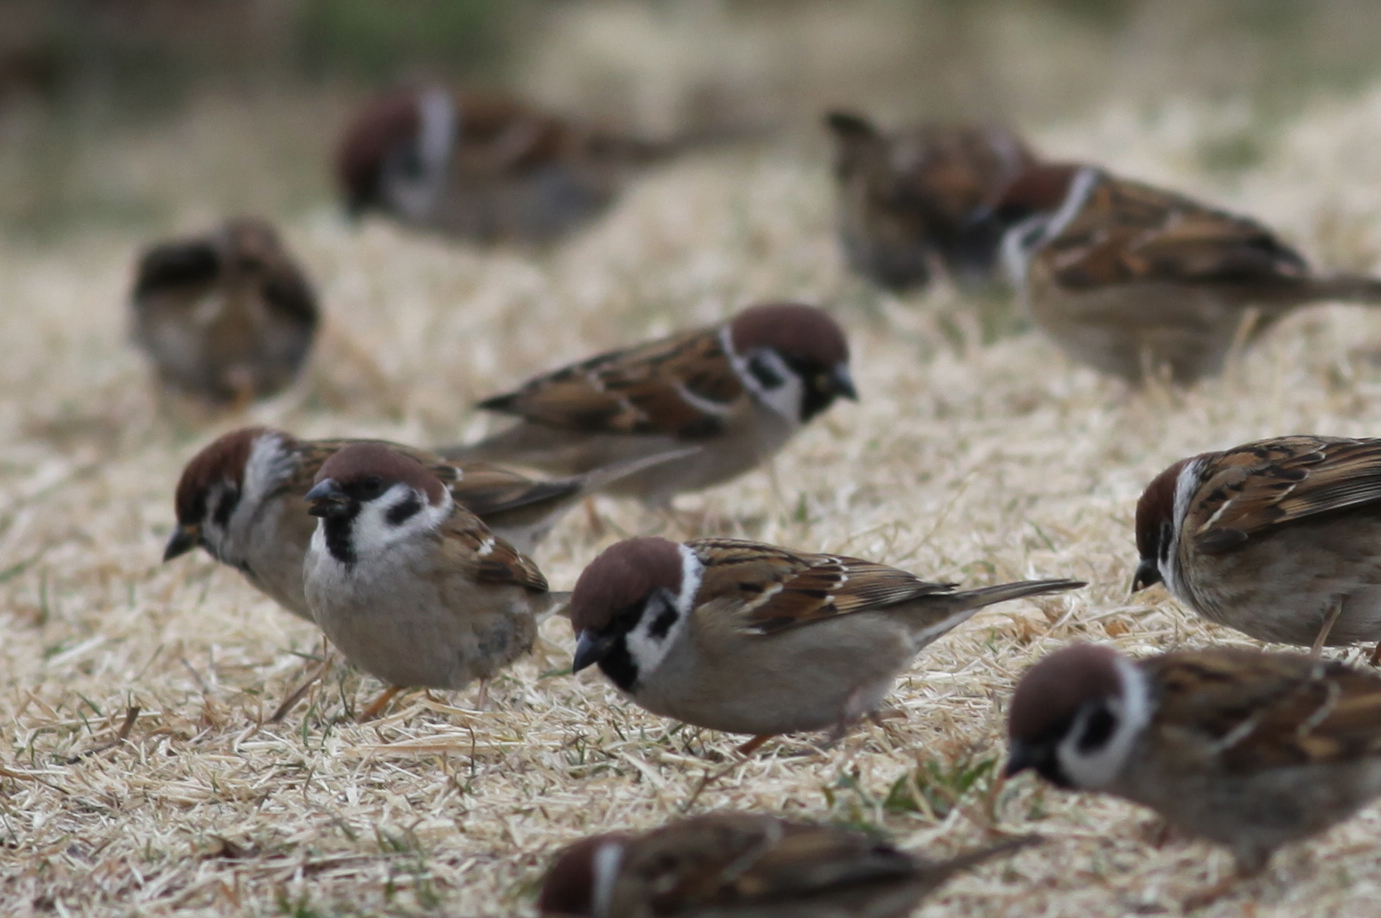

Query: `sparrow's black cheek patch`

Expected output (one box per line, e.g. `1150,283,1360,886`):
646,594,678,641
213,486,241,528
746,352,785,389
386,494,422,526
1077,706,1116,753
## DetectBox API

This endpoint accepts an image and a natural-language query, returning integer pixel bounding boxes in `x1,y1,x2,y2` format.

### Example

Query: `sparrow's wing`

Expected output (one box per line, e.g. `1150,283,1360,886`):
1045,175,1309,289
1147,649,1381,772
1185,437,1381,553
132,239,221,302
615,814,917,912
689,538,956,635
435,508,549,593
476,327,745,438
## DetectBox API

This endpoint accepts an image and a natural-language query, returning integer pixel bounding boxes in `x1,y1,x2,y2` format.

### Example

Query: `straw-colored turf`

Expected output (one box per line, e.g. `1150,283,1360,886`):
10,42,1381,918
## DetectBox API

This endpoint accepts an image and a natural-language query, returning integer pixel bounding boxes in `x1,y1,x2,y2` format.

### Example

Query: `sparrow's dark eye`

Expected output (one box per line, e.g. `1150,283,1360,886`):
355,475,385,500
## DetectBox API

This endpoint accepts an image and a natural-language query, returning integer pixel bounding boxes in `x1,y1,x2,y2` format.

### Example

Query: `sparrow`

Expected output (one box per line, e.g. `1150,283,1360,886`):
538,811,1039,918
825,110,1035,292
568,535,1083,750
988,162,1381,385
300,442,567,705
1133,435,1381,657
444,302,857,508
163,426,661,622
130,217,319,406
1006,643,1381,881
335,85,721,245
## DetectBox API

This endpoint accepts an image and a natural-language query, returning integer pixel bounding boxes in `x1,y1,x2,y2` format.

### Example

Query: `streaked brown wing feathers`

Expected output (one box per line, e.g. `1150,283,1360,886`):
1189,437,1381,552
478,328,742,437
1048,175,1307,289
437,511,549,592
691,538,954,635
1150,650,1381,771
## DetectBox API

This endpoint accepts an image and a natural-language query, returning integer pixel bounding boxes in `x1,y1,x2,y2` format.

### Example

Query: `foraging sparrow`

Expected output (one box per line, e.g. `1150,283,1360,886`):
130,217,319,405
538,811,1039,918
445,302,856,508
826,110,1034,292
1133,435,1381,655
164,426,650,621
300,441,566,695
568,536,1082,747
336,85,709,245
989,163,1381,384
1006,643,1381,877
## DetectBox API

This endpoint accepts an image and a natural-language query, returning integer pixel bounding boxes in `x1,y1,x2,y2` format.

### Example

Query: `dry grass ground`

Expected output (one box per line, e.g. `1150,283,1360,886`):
11,27,1381,918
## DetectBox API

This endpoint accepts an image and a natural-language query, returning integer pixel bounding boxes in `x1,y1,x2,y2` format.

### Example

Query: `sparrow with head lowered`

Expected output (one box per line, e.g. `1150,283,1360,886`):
988,163,1381,385
131,217,319,406
163,426,627,624
443,302,856,508
300,442,568,712
336,85,723,245
825,110,1035,292
1007,644,1381,891
1133,435,1381,658
568,536,1083,751
538,811,1040,918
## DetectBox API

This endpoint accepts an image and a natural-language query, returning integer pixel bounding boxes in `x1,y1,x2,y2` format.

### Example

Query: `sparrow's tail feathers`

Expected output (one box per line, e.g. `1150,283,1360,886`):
954,578,1086,610
1301,274,1381,305
918,835,1044,882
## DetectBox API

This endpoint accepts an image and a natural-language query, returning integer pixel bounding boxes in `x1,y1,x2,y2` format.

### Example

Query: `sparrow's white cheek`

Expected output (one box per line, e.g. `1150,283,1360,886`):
383,88,455,219
622,545,703,681
1056,658,1152,790
590,841,624,917
350,485,451,555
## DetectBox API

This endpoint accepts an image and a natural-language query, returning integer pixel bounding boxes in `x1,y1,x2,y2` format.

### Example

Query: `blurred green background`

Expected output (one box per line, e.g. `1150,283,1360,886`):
4,0,1381,241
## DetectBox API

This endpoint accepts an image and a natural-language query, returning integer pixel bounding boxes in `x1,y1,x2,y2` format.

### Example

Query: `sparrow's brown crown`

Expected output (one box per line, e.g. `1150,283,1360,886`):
569,536,685,633
728,302,849,368
1008,643,1124,746
314,442,447,505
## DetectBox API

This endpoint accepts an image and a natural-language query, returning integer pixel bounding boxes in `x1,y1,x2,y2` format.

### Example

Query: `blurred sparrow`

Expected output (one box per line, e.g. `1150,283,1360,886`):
130,217,319,406
444,302,856,508
826,110,1034,292
569,536,1082,750
538,811,1039,918
300,442,567,709
164,426,653,621
336,85,719,245
1133,435,1381,657
989,163,1381,384
1007,643,1381,885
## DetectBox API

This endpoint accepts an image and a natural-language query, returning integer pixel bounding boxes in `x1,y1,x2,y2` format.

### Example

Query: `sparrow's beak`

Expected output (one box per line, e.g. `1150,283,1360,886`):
163,524,201,562
1130,558,1162,595
832,364,858,401
305,478,349,517
1003,741,1035,778
572,630,615,673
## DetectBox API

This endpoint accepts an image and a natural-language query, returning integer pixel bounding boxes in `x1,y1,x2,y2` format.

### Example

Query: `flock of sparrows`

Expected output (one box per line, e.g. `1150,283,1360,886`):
129,84,1381,914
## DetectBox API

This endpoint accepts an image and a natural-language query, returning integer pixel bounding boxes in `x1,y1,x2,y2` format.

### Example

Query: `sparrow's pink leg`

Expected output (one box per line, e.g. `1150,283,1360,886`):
1310,599,1344,658
358,685,404,722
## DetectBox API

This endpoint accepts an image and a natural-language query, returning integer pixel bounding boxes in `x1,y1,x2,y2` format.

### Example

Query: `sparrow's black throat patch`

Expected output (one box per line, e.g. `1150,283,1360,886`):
322,504,361,567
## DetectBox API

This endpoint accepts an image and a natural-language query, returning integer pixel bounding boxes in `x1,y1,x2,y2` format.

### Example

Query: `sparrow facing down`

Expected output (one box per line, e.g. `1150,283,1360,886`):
444,302,856,508
1133,435,1381,656
336,85,715,245
130,217,319,406
826,110,1035,292
1007,643,1381,878
300,442,567,694
989,163,1381,385
163,426,620,625
538,811,1040,918
568,536,1083,747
